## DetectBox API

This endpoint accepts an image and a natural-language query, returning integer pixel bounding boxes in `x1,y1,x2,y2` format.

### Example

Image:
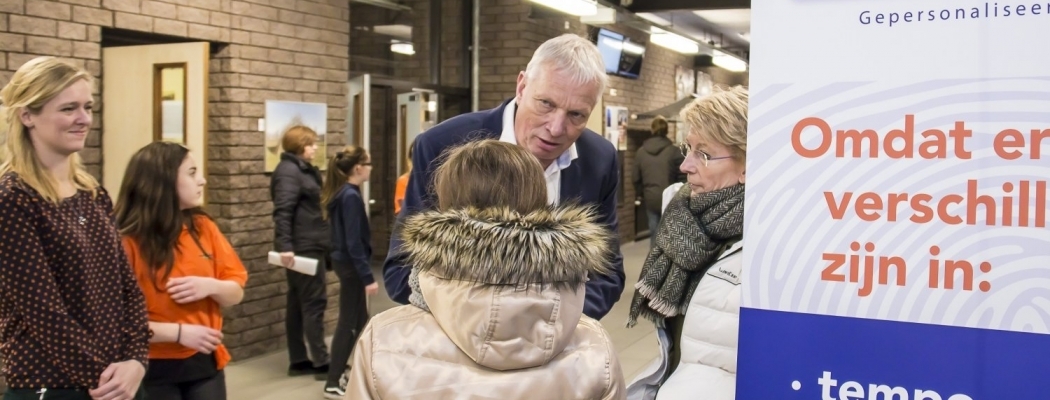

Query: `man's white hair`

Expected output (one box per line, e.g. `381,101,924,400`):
524,34,608,97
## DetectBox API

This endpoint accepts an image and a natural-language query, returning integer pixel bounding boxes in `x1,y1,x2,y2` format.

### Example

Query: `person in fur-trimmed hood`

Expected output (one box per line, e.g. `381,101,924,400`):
344,140,626,400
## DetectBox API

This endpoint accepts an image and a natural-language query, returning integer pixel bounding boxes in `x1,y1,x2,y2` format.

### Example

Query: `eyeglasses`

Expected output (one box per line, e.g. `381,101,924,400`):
679,143,733,167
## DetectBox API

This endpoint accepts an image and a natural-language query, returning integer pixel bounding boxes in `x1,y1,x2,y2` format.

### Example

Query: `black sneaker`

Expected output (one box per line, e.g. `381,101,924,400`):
323,385,345,399
288,361,315,377
323,368,349,399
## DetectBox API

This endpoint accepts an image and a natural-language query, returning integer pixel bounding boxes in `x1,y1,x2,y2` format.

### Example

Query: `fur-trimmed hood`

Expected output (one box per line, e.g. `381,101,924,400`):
399,205,614,370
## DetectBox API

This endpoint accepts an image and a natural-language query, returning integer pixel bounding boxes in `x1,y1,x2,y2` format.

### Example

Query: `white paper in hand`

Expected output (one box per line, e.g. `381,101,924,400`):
268,251,318,276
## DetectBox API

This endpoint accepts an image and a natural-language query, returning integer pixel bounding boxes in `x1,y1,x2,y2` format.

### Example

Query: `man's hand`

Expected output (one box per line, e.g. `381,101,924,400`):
89,360,145,400
177,324,223,354
364,282,379,296
280,252,296,269
167,276,216,304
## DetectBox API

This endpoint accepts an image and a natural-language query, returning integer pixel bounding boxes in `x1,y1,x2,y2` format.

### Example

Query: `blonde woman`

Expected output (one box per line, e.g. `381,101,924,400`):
0,57,150,400
626,86,748,400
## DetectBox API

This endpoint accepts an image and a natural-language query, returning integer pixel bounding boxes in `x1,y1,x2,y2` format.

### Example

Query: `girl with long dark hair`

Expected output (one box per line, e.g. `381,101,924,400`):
318,146,376,399
114,142,248,400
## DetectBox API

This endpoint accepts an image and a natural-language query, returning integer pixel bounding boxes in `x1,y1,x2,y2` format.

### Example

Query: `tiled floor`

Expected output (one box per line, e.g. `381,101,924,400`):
225,240,659,400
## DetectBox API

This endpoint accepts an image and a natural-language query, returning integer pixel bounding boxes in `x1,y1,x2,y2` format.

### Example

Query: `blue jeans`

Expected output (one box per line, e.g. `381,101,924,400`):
648,210,661,249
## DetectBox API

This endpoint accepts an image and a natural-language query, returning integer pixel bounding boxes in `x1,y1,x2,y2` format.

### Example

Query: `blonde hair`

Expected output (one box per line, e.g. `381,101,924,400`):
679,86,749,161
0,56,98,203
434,140,547,214
525,34,608,96
281,125,318,156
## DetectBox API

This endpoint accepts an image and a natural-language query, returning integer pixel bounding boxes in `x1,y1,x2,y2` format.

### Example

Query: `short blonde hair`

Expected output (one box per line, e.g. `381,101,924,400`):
281,125,318,156
0,56,97,203
679,86,748,161
434,140,547,214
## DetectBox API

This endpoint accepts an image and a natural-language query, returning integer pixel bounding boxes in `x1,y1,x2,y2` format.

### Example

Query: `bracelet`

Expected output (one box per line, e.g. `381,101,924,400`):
176,323,182,344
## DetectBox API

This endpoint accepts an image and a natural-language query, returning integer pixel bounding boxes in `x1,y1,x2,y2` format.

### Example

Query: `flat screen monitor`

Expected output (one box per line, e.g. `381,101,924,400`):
593,28,645,79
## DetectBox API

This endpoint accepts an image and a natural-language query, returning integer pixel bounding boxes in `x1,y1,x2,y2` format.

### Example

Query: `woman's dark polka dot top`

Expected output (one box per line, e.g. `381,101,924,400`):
0,172,150,390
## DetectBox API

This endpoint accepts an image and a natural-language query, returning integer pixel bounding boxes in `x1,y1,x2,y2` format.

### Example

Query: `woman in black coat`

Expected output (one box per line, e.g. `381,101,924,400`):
270,125,331,378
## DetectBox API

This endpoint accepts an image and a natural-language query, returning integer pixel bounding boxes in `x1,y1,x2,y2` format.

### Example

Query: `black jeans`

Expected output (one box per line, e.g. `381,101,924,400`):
3,386,146,400
144,371,226,400
285,251,330,367
325,260,371,386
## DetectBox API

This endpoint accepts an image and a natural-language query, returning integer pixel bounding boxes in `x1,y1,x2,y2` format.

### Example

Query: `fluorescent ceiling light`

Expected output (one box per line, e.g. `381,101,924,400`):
579,6,615,24
352,0,411,12
649,28,698,54
390,41,415,55
636,12,672,27
712,49,748,72
528,0,597,16
373,24,412,40
617,40,642,54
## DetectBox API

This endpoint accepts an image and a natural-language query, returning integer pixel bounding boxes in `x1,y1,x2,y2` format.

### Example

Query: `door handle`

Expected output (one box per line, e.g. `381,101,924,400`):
634,200,641,206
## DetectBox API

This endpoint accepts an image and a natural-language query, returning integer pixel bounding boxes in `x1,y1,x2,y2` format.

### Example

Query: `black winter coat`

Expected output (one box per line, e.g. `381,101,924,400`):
633,135,685,214
271,152,330,254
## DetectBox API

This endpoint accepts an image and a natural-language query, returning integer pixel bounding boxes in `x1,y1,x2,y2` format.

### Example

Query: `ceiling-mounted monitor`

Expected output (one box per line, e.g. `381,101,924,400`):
593,28,645,79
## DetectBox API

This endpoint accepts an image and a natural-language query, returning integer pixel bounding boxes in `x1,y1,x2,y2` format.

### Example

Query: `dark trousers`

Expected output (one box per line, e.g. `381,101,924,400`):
647,209,662,249
325,261,371,386
4,386,146,400
285,251,330,367
144,371,226,400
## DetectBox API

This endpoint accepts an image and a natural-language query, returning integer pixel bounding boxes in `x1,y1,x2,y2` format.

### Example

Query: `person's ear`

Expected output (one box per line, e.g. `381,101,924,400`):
19,108,35,129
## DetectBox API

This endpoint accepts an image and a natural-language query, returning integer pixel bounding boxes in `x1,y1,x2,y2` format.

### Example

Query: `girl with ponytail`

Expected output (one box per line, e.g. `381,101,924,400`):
319,146,375,399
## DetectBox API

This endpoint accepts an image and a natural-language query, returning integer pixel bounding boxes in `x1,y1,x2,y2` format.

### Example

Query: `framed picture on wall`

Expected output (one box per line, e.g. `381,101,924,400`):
264,100,328,172
675,65,695,100
604,105,628,150
696,70,714,96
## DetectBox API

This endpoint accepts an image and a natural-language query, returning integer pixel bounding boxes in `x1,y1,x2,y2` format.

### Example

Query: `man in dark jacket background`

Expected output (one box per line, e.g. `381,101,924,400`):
633,115,685,247
382,34,626,320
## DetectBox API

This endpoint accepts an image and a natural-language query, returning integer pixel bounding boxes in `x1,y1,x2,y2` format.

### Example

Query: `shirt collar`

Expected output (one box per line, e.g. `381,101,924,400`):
500,99,578,170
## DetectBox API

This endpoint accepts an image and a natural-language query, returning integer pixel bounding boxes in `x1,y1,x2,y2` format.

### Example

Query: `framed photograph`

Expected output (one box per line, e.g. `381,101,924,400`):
696,70,714,96
675,65,696,100
264,100,328,172
604,105,628,151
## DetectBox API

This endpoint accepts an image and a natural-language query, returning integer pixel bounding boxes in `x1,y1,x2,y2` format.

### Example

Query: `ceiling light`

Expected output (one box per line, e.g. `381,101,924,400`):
636,12,671,27
390,41,415,55
621,40,644,55
528,0,597,17
352,0,412,12
712,49,748,72
649,28,698,54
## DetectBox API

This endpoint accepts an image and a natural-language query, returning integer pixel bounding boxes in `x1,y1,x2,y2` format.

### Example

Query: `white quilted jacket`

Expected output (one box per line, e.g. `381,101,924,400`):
626,183,743,400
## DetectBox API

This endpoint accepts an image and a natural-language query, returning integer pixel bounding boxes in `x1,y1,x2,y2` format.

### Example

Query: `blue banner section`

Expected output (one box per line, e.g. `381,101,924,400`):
737,308,1050,400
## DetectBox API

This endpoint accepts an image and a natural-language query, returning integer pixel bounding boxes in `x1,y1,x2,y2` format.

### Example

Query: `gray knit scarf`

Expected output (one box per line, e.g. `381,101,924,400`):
626,183,745,328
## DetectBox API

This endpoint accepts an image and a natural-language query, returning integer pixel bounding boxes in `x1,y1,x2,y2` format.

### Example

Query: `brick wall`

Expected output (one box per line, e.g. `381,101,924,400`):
0,0,350,364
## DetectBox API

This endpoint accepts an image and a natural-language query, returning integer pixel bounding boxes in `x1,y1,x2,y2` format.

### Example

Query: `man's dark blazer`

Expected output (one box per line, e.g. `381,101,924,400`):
382,98,626,320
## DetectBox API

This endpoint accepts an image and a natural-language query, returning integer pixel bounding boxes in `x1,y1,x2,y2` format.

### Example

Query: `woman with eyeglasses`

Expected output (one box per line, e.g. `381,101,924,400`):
318,146,376,399
626,86,748,400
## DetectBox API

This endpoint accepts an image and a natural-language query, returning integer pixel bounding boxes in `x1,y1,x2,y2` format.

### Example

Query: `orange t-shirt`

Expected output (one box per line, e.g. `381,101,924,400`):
394,172,410,215
122,215,248,370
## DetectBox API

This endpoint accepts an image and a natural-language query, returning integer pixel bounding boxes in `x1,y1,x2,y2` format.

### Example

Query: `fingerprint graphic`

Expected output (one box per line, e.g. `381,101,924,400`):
742,77,1050,335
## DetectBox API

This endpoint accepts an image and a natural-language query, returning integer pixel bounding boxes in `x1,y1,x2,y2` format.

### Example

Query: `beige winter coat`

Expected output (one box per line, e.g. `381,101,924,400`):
345,206,626,400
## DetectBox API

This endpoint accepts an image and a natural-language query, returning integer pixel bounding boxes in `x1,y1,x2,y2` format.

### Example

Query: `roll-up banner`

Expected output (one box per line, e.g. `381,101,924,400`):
740,1,1050,399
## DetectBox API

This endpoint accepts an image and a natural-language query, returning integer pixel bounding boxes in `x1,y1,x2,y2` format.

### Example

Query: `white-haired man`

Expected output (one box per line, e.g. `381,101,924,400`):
382,33,625,320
